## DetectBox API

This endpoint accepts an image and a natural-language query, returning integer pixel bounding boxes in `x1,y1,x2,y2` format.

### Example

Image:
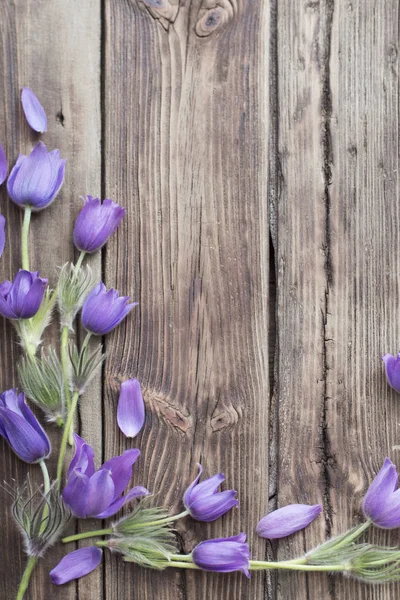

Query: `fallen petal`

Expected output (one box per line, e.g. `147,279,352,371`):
21,87,47,133
117,378,145,438
50,547,102,585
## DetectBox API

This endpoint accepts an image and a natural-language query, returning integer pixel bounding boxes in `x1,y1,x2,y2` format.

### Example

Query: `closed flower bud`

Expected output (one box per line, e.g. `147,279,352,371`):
362,457,400,528
183,463,238,522
382,354,400,393
50,547,102,585
0,389,50,463
0,142,7,185
0,270,47,320
73,195,125,253
0,214,5,258
192,534,250,577
21,87,47,133
7,142,66,210
81,282,137,336
256,504,322,540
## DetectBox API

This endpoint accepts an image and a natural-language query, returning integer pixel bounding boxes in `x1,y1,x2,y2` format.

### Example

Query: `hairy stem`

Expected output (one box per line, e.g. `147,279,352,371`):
16,556,37,600
75,250,86,273
60,325,72,443
62,528,112,544
21,205,32,271
56,391,79,486
139,510,190,528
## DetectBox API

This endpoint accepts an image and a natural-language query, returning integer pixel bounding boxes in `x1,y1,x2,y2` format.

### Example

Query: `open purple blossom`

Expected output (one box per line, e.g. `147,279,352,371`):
62,434,148,519
256,503,322,539
117,378,145,438
0,389,50,463
0,215,5,258
362,457,400,528
21,87,47,133
382,354,400,393
7,142,66,210
50,547,102,585
183,463,238,522
192,534,250,577
0,142,7,184
0,270,47,320
81,282,137,336
73,195,125,253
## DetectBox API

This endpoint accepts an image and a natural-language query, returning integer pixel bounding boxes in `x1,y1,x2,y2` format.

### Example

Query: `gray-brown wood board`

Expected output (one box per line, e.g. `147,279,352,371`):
0,0,398,599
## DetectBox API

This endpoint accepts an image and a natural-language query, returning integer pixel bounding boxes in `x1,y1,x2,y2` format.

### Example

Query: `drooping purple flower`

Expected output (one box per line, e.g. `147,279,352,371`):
0,270,47,320
183,463,238,522
362,457,400,528
0,389,50,463
21,87,47,133
62,433,148,519
81,282,137,336
0,142,7,184
0,215,5,258
256,504,322,540
7,142,66,210
50,547,102,585
117,378,145,438
382,354,400,393
73,195,125,253
192,534,250,577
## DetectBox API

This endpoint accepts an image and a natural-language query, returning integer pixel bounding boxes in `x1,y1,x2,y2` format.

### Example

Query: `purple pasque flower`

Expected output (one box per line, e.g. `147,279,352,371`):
362,457,400,528
0,142,7,184
81,282,137,336
192,534,250,577
0,389,50,463
0,215,5,258
0,270,47,319
117,378,145,438
50,547,102,585
256,503,322,540
73,195,125,253
7,141,66,210
183,463,238,522
62,433,148,518
21,87,47,133
382,354,400,393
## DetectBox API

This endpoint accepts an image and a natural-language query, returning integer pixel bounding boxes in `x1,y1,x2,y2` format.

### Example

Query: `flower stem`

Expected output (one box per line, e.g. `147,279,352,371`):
165,561,201,570
62,528,112,544
75,250,86,273
248,560,346,572
60,325,72,441
16,556,37,600
139,510,190,528
39,460,51,534
21,205,32,271
56,390,80,486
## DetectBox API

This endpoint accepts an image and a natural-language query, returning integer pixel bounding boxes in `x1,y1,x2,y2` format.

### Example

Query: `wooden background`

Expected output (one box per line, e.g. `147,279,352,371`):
0,0,399,598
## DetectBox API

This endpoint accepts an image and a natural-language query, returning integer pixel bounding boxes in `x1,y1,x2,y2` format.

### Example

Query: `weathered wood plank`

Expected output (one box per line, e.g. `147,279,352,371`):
0,1,101,598
103,1,270,599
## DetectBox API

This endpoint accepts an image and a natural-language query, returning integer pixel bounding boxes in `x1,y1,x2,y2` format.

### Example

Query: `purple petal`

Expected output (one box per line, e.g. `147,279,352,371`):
68,433,96,478
16,392,50,449
382,354,400,393
21,87,47,133
95,485,149,519
192,534,250,577
100,448,140,498
85,470,115,517
62,470,90,517
0,143,7,184
362,458,399,523
50,547,102,585
256,504,322,539
117,379,145,438
73,196,125,253
18,275,47,318
189,490,238,522
0,215,5,258
0,405,50,463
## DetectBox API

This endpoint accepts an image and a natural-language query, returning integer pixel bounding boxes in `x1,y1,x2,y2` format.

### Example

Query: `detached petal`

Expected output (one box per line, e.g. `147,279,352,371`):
21,87,47,133
50,547,102,585
256,504,322,539
0,143,7,184
117,379,145,438
0,215,5,258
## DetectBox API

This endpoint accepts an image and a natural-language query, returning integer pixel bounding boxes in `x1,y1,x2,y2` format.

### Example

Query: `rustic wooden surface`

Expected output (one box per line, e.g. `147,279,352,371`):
0,0,399,599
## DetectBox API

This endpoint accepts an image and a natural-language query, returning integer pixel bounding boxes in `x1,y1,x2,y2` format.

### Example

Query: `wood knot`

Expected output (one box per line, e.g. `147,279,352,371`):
145,390,193,435
195,1,234,38
210,405,241,432
140,0,179,30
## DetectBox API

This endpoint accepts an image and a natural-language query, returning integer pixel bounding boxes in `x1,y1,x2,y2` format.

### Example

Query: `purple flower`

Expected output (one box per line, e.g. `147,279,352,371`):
0,215,5,258
256,504,322,539
0,142,7,184
192,534,250,577
73,195,125,253
50,547,102,585
183,463,238,522
21,87,47,133
117,378,145,438
62,434,148,518
382,354,400,393
81,282,137,336
362,457,400,528
7,142,66,210
0,270,47,320
0,389,50,463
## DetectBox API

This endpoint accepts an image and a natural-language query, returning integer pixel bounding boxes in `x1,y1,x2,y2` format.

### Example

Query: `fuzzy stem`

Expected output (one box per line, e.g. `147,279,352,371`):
139,510,190,528
248,560,347,572
75,250,86,273
56,391,79,486
21,205,32,271
60,325,72,443
38,460,51,534
62,528,112,544
16,556,37,600
165,561,201,570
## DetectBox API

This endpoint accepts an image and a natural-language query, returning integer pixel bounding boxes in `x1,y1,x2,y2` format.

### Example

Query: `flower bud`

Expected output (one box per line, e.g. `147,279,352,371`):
192,534,250,577
81,282,137,336
0,270,47,320
73,195,125,253
382,354,400,393
362,457,400,528
0,142,7,185
183,463,238,522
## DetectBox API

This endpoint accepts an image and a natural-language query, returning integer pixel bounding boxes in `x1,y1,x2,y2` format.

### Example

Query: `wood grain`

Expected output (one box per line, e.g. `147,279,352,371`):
0,1,101,599
103,1,270,599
